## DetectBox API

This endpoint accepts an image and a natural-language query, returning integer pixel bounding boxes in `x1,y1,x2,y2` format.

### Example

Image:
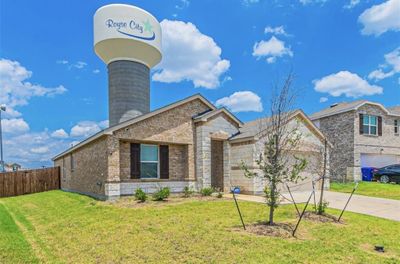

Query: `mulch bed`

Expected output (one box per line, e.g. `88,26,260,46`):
303,211,339,223
242,222,295,238
105,194,227,208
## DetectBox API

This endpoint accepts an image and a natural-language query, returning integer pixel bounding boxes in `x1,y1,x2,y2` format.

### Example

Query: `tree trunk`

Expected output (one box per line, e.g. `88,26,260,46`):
269,201,274,225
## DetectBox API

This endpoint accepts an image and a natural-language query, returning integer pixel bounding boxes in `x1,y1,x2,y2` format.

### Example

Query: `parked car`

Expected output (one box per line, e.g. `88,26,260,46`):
372,164,400,184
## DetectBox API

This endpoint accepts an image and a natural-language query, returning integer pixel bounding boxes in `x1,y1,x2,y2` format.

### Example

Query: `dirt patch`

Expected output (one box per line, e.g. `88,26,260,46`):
303,211,339,223
104,194,227,209
240,222,295,238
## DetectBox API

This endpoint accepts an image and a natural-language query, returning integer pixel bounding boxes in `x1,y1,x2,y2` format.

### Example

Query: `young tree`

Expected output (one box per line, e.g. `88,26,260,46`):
240,73,307,225
317,139,329,215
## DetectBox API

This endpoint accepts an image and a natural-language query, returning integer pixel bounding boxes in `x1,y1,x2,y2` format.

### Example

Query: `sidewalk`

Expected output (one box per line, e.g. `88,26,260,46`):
226,191,400,222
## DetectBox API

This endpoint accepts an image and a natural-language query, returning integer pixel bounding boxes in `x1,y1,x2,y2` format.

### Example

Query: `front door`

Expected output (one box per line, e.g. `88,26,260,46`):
211,140,224,190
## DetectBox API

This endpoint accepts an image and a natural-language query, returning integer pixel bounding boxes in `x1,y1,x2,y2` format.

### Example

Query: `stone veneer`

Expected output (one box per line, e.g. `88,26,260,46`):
55,98,213,199
195,113,240,191
229,117,330,194
316,103,400,181
317,111,355,181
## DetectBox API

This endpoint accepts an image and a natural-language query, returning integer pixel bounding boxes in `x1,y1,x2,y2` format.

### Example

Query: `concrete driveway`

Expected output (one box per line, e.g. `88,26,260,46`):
227,191,400,222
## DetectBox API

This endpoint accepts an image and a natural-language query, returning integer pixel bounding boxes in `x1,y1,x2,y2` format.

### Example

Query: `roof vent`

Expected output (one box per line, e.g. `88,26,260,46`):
330,103,339,108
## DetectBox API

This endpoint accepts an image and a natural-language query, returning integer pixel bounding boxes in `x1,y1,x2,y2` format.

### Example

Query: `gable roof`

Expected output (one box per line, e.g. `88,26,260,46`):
52,94,216,160
193,107,243,127
310,100,400,120
230,109,331,147
388,106,400,116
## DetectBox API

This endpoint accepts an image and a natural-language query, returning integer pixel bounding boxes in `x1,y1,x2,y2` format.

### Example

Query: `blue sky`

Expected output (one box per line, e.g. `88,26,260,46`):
1,0,399,168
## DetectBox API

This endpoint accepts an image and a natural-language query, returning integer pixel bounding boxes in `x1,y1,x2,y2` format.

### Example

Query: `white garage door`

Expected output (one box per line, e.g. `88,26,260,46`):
360,154,400,168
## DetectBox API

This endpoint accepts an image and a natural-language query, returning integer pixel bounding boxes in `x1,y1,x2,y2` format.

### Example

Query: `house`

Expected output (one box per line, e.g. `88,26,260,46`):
4,163,22,172
310,100,400,182
53,94,330,200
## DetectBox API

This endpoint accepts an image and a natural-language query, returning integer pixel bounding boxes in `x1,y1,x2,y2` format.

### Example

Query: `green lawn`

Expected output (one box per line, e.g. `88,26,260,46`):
330,181,400,200
1,191,399,263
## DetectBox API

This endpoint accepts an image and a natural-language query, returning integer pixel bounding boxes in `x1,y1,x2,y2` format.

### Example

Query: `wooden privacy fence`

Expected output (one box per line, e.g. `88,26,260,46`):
0,167,60,198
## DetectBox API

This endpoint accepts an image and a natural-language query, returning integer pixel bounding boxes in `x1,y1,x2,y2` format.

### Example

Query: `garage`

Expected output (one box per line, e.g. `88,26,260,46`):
361,154,400,168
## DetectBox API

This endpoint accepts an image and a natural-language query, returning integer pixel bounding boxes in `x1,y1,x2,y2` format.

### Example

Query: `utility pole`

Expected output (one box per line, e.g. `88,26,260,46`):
0,105,5,172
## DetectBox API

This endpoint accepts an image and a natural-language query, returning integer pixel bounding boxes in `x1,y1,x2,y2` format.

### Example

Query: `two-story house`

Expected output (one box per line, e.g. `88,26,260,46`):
310,100,400,182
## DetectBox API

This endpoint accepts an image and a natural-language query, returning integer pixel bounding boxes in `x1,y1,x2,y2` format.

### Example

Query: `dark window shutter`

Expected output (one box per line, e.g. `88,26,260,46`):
130,143,140,179
160,145,169,179
378,116,382,136
359,114,364,135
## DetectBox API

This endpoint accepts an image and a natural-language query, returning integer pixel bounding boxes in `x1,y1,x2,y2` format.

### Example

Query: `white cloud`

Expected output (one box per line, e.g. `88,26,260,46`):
56,60,69,64
343,0,360,9
264,26,288,36
0,58,67,117
30,146,49,154
152,20,230,89
299,0,327,5
368,47,400,81
175,0,190,9
92,69,100,74
358,0,400,36
98,120,109,129
313,71,383,98
71,61,87,69
368,69,394,80
252,36,293,63
2,118,30,134
319,97,328,103
242,0,259,5
3,130,71,167
70,120,108,138
51,129,69,139
215,91,263,113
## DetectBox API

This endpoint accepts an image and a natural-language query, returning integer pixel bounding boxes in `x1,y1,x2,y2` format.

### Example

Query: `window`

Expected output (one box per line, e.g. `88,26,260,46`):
140,145,158,178
395,120,399,135
362,115,378,135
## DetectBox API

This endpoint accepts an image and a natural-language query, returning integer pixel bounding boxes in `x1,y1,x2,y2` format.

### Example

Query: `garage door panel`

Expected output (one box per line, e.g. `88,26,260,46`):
361,154,400,168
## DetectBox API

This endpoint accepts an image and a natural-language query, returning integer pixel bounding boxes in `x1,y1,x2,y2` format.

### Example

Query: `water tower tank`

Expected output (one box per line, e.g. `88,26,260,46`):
94,4,162,126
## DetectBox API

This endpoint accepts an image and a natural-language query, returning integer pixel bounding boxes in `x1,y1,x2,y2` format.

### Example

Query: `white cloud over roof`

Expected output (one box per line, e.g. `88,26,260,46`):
313,71,383,98
152,20,230,89
216,91,263,113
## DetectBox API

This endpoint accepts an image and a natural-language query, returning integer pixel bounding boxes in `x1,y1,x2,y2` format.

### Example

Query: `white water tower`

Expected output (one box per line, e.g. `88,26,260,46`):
94,4,162,126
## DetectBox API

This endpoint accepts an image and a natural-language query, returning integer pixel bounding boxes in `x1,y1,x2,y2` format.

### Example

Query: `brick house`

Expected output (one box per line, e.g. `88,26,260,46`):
311,101,400,182
53,94,329,200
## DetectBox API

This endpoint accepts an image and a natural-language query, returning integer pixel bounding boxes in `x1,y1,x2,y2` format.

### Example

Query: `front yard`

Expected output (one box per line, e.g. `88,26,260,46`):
330,181,400,200
1,190,399,263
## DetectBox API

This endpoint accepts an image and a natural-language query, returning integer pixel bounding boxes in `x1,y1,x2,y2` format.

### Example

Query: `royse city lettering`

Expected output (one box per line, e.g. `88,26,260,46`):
106,19,143,33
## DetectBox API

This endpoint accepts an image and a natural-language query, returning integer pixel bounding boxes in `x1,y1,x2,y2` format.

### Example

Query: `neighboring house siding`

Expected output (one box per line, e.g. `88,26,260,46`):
229,118,329,194
313,103,400,182
353,105,400,180
54,137,109,198
317,111,355,181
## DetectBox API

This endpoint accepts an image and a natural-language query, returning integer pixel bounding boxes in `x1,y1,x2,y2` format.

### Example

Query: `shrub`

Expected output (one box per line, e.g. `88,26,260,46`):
317,200,329,214
134,188,147,202
183,186,194,198
152,187,170,201
200,187,214,196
